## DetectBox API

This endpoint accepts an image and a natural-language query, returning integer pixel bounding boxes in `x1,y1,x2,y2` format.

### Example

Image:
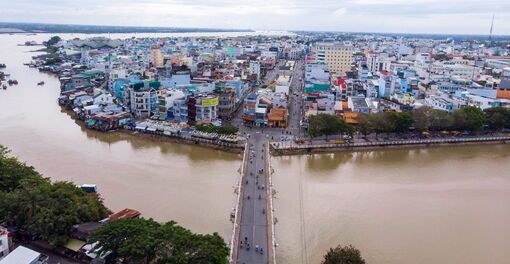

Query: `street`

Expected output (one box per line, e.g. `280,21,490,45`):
236,132,270,264
234,58,305,264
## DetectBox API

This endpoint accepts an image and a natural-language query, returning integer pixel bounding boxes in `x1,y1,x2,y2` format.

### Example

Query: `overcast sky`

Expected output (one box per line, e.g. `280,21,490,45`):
1,0,509,35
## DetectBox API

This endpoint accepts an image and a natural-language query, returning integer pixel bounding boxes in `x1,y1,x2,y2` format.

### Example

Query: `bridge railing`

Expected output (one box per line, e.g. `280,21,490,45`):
229,142,249,264
265,142,276,264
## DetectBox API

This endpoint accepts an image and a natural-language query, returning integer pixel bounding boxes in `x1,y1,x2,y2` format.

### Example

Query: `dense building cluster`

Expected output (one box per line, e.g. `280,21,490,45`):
50,35,306,135
39,33,510,138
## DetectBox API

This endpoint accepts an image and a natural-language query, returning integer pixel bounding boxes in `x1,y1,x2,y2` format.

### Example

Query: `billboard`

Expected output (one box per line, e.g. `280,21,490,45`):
201,97,218,106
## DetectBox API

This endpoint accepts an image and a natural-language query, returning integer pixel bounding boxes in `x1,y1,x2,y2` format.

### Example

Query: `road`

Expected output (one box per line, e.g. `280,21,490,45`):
236,132,270,264
233,58,305,264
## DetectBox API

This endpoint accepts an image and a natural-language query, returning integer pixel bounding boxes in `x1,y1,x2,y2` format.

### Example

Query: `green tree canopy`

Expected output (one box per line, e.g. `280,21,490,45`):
308,114,352,138
387,112,414,133
412,106,432,132
0,146,41,192
453,106,485,132
429,109,454,131
44,36,62,47
484,107,510,131
322,244,366,264
89,218,229,264
0,145,110,246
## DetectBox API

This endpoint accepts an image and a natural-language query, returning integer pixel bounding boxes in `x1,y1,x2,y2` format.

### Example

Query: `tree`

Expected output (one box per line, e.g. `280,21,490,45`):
453,106,485,132
0,145,110,246
389,112,414,133
44,36,62,47
355,113,372,136
90,218,229,264
368,112,393,136
429,109,453,131
308,114,351,138
0,145,41,192
412,106,432,132
322,244,366,264
484,107,510,131
155,222,229,264
89,218,161,262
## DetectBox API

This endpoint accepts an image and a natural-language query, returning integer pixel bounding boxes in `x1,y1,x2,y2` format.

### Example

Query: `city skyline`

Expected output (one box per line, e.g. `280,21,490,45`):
0,0,509,35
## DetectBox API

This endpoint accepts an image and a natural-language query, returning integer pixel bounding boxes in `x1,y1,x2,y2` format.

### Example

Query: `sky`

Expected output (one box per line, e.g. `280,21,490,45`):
1,0,509,35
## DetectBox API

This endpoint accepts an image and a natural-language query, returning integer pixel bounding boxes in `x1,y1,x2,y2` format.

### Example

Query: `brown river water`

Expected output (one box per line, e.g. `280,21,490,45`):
1,34,510,264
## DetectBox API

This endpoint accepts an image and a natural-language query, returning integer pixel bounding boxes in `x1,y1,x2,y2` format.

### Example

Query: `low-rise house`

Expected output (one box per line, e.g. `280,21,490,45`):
0,226,11,259
0,246,48,264
100,208,141,223
85,112,132,131
268,108,288,128
348,96,371,113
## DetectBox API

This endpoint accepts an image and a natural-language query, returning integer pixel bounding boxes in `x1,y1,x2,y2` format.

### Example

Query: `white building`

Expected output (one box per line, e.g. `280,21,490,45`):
378,74,397,98
129,86,158,118
0,246,47,264
305,63,329,82
195,95,219,124
366,52,392,75
249,61,261,81
0,226,10,260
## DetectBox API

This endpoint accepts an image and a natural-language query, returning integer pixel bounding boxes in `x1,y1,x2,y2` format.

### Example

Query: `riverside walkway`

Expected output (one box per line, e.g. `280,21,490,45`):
271,135,510,154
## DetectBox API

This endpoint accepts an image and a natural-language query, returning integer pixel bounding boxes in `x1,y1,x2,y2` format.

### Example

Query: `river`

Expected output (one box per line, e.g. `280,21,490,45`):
272,145,510,264
1,33,510,263
0,33,249,239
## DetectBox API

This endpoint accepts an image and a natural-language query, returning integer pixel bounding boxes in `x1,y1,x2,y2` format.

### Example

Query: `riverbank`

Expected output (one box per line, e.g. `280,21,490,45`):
120,128,245,154
60,107,245,154
270,136,510,156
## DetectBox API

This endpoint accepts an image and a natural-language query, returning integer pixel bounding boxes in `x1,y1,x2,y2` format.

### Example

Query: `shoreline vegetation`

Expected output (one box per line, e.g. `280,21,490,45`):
0,145,230,263
0,22,253,34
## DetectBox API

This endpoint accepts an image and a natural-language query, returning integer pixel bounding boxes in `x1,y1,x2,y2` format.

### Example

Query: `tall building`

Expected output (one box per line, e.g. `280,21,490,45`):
314,43,354,77
129,81,160,118
249,61,261,81
151,46,164,68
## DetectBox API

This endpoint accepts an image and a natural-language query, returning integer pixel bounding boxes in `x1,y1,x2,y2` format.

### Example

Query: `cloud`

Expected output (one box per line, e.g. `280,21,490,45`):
334,8,347,16
0,0,509,34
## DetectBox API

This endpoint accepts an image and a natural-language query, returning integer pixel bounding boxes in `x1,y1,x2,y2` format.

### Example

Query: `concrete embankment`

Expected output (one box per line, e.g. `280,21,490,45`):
271,136,510,156
120,129,244,154
62,109,245,154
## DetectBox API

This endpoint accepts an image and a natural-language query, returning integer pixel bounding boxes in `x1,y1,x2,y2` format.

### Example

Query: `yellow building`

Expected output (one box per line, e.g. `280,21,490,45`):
314,43,354,77
151,46,164,68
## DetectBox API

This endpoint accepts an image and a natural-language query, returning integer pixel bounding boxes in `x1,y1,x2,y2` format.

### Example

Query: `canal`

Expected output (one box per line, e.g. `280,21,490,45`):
1,33,510,264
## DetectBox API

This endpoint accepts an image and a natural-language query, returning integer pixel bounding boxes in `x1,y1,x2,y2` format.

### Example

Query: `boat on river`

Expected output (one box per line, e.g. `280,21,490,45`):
37,81,45,86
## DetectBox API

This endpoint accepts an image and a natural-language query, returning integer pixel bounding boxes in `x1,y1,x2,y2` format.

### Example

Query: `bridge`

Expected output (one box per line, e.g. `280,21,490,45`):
230,132,276,264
